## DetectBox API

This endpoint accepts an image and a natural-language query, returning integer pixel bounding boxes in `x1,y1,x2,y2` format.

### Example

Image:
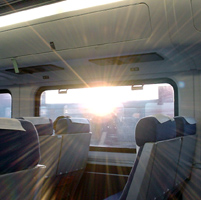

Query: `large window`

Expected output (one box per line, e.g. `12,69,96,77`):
0,91,12,118
39,83,175,148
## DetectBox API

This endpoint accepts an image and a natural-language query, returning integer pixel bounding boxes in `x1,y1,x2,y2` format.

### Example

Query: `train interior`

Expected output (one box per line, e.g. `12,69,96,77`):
0,0,201,199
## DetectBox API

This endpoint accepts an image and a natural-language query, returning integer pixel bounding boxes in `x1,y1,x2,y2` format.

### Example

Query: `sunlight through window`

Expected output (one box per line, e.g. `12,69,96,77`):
40,83,174,148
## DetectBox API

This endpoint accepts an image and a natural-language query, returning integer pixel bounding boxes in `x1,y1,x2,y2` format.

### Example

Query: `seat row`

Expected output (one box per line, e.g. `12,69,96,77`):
0,115,196,200
106,115,196,200
0,116,91,199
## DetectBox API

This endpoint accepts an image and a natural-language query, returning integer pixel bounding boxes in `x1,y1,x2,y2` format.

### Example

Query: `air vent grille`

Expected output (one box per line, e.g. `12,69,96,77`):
6,64,64,74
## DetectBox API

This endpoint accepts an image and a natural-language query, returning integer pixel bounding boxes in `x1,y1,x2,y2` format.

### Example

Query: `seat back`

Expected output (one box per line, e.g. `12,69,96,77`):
0,118,40,174
39,135,62,177
21,117,53,136
21,117,62,177
120,114,178,200
174,116,196,186
54,117,91,199
126,138,181,200
55,117,91,174
0,118,45,199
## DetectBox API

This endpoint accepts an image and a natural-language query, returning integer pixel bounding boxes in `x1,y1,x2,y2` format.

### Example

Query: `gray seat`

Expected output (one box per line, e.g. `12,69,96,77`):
20,117,63,199
0,118,45,199
118,114,179,200
107,115,197,200
54,117,92,199
21,117,62,177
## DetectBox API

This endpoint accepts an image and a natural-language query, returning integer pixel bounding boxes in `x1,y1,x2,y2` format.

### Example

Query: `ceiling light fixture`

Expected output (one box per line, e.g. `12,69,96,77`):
0,0,123,28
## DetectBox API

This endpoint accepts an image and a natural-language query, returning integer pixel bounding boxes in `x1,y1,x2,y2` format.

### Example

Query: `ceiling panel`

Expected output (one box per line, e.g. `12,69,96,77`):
35,3,151,50
0,3,151,60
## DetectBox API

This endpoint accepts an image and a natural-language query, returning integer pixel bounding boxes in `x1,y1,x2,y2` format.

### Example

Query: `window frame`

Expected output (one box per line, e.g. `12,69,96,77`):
35,78,178,152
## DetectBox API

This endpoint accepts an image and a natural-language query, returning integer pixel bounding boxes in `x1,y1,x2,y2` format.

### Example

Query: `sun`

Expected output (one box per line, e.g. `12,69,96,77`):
84,87,118,116
87,99,116,116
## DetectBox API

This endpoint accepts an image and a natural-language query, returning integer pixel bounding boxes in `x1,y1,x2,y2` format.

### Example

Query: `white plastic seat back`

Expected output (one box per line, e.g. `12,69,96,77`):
39,135,62,177
145,138,181,199
126,138,181,200
52,117,91,199
174,116,197,186
57,133,91,174
55,117,91,174
0,165,45,200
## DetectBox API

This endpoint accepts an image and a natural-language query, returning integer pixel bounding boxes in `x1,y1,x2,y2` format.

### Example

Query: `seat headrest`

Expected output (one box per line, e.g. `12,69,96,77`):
0,118,25,131
135,114,176,147
55,117,90,135
53,115,70,130
174,116,196,137
21,117,53,136
0,118,40,174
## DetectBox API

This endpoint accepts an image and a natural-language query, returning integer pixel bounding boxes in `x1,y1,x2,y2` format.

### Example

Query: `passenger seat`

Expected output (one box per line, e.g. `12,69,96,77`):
120,114,178,200
107,114,197,200
0,118,45,199
54,116,92,199
20,117,61,177
21,116,92,199
106,114,178,200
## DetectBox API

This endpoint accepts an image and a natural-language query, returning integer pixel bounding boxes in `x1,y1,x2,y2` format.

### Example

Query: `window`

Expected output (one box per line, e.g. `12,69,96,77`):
0,91,12,118
39,83,175,148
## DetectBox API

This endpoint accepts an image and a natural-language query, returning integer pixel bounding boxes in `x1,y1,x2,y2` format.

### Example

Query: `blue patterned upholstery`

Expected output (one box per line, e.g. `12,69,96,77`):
0,118,40,174
135,115,176,146
174,116,196,137
20,117,53,136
